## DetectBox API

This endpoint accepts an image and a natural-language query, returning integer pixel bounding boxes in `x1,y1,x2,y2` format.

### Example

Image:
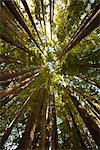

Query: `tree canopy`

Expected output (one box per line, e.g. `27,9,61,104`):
0,0,100,149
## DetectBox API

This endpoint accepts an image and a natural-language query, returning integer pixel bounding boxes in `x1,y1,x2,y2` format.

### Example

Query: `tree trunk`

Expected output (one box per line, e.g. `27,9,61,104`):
40,0,46,35
1,33,32,56
80,63,100,69
0,54,23,65
0,77,34,106
70,94,100,148
2,0,42,52
76,75,100,89
49,0,52,40
70,5,99,43
0,70,31,86
0,68,40,101
65,9,100,53
67,103,87,150
21,0,43,45
39,105,47,150
86,99,100,114
51,94,58,150
16,89,45,150
0,91,34,148
0,69,28,81
0,75,34,99
72,86,100,119
45,101,50,150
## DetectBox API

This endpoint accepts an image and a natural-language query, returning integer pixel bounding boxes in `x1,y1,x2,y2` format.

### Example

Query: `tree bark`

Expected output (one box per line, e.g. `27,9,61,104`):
58,6,100,60
67,103,87,150
1,33,32,56
86,99,100,114
65,8,100,53
72,86,100,120
2,0,42,52
21,0,43,45
0,75,34,99
40,0,46,35
0,54,23,65
70,94,100,148
76,75,100,89
0,75,35,107
0,69,28,81
16,89,45,150
70,5,99,43
39,105,47,150
80,63,100,69
0,91,34,148
51,94,58,150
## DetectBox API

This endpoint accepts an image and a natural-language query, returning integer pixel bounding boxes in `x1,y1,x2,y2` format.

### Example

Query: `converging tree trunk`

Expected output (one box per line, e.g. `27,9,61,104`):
16,89,46,150
51,94,58,150
70,94,100,148
0,91,34,148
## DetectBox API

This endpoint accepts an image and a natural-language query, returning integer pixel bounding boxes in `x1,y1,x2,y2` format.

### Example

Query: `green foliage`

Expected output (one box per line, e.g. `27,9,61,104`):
0,0,100,149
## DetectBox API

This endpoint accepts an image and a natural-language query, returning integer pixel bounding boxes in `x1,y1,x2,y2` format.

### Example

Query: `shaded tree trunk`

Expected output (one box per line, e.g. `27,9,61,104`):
51,94,58,150
0,69,28,81
39,105,47,150
21,0,43,45
86,98,100,114
76,75,100,89
0,91,34,148
70,5,99,43
45,101,51,150
65,8,100,53
0,54,23,65
0,75,34,99
16,89,45,150
40,0,46,35
72,86,100,119
2,0,42,52
80,63,100,69
49,0,52,40
70,94,100,148
0,76,34,106
67,103,87,150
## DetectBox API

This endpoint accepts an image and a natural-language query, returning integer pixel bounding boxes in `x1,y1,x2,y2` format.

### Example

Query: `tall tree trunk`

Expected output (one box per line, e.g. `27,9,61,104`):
40,0,46,35
65,8,100,53
80,63,100,69
62,106,76,150
49,0,52,40
70,94,100,148
0,77,34,106
0,54,23,65
51,94,58,150
67,103,87,150
86,98,100,114
72,86,100,119
16,89,45,150
45,101,50,150
76,74,100,89
39,105,47,150
0,70,32,87
0,91,34,148
2,0,42,53
70,5,99,43
21,0,43,45
58,6,100,60
0,69,28,81
0,75,34,99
